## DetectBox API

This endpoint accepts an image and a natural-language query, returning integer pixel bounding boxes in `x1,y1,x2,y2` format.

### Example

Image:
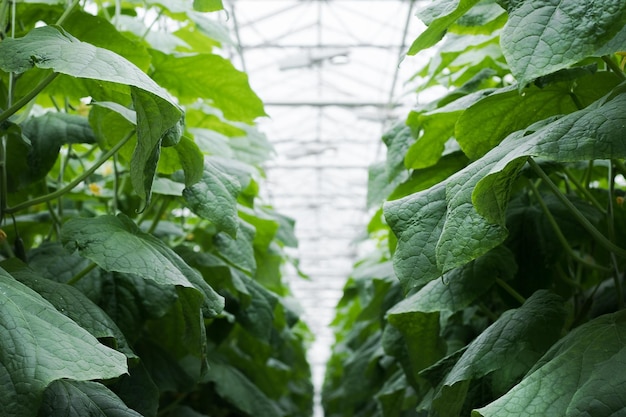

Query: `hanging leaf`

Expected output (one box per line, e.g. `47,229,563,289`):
431,290,565,416
61,214,224,317
1,258,135,359
408,0,482,55
499,0,626,86
474,310,626,417
39,380,143,417
0,267,127,417
183,157,242,237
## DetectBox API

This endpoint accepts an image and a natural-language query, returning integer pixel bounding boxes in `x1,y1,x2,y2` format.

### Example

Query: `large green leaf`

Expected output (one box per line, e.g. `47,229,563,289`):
62,10,151,71
384,85,626,288
408,0,482,55
474,309,626,417
0,26,175,106
150,49,266,123
456,71,623,159
0,267,127,417
500,0,626,86
61,214,224,317
432,290,565,416
39,380,142,417
1,258,135,358
388,245,515,308
183,157,242,237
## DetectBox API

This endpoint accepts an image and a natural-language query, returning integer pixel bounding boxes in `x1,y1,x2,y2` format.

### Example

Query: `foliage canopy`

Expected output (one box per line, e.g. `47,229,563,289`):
0,1,312,416
324,0,626,416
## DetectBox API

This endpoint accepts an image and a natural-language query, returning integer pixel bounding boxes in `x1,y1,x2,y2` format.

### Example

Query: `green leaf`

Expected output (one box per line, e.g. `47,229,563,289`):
111,362,160,417
183,157,242,237
500,0,626,86
449,0,506,35
206,358,285,417
150,49,266,122
238,206,280,252
39,380,143,417
235,275,279,342
157,135,204,186
385,85,626,288
408,0,482,55
0,26,176,106
144,287,208,383
88,102,136,152
131,88,184,210
433,290,565,416
388,151,469,202
388,246,515,308
456,71,623,159
98,272,179,343
214,219,257,274
474,310,626,417
62,10,151,71
383,123,415,181
193,0,223,12
1,258,135,359
0,267,127,417
61,214,224,317
7,112,95,191
384,310,446,386
367,161,409,209
404,89,491,170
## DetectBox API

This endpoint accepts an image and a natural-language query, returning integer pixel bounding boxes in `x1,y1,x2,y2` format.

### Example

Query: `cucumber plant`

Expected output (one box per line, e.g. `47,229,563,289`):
0,1,313,416
324,1,626,416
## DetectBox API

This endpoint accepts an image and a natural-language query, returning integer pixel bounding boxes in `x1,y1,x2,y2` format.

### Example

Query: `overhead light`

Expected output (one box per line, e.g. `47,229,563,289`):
278,48,351,70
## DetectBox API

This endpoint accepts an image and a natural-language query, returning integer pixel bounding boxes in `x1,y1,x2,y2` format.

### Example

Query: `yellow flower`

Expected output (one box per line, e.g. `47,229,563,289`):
89,183,102,196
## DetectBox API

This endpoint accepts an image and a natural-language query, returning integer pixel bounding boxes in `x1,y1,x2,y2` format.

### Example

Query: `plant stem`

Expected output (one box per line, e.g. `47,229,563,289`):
603,55,626,81
478,302,499,322
5,130,135,214
496,278,526,305
147,196,171,235
67,262,98,286
562,167,606,213
56,0,80,26
0,72,60,124
527,178,611,272
529,157,626,259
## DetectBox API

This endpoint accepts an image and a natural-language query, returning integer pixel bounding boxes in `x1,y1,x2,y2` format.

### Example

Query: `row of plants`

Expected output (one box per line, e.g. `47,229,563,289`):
0,1,313,416
324,0,626,416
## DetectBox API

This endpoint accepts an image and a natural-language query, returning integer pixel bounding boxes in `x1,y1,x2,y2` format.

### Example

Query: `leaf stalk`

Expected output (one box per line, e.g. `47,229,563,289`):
5,130,135,214
527,178,611,272
529,158,626,259
496,278,526,305
0,72,60,125
67,262,98,286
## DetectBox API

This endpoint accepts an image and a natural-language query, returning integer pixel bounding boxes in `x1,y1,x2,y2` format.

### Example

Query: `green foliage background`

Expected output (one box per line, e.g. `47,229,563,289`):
324,0,626,416
0,1,313,416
